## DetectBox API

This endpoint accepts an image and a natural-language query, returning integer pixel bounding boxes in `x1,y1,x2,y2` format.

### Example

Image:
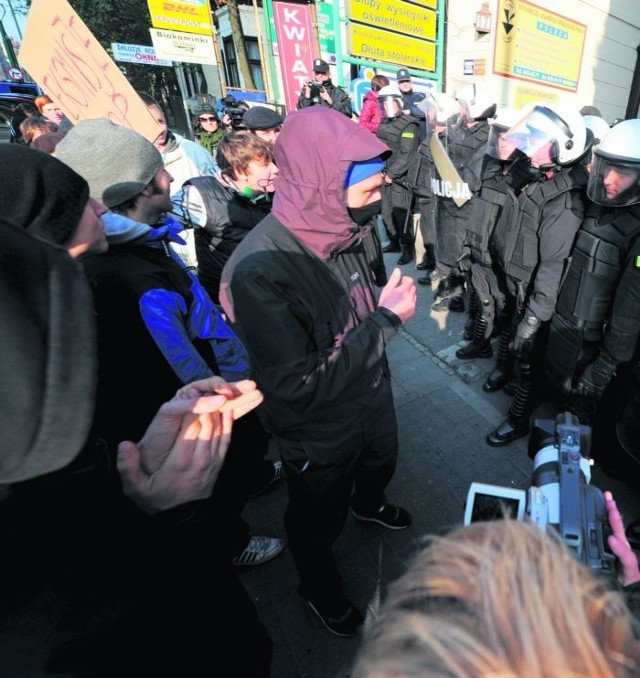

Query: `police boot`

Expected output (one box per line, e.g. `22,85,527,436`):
397,244,415,265
447,296,465,313
486,362,534,446
382,237,401,253
463,291,479,341
482,325,514,393
456,316,493,360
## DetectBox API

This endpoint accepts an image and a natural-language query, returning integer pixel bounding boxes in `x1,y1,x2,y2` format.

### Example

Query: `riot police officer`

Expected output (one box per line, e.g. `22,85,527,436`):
376,85,421,265
456,106,531,359
485,104,590,446
545,119,640,425
430,84,496,312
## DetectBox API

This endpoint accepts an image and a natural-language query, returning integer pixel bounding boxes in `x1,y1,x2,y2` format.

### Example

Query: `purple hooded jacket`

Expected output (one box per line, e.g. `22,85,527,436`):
219,107,400,438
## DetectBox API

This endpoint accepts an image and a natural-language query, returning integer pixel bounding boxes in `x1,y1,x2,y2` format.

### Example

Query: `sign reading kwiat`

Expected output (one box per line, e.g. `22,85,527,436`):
272,1,316,113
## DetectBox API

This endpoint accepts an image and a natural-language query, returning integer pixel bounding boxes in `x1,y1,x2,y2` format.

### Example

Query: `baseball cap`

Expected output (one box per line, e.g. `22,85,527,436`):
396,68,411,82
313,59,329,73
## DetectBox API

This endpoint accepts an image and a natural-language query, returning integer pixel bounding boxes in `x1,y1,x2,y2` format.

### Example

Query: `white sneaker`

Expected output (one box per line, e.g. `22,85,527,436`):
232,536,285,566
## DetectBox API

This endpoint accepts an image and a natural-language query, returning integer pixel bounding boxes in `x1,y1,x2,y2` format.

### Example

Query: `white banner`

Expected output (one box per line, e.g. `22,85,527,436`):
149,28,217,65
111,42,172,67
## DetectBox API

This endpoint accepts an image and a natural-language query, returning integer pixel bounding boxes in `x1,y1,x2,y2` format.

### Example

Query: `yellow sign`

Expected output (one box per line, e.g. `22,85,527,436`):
348,23,436,72
513,84,557,108
147,0,214,36
348,0,436,42
19,0,162,143
494,0,585,92
411,0,436,8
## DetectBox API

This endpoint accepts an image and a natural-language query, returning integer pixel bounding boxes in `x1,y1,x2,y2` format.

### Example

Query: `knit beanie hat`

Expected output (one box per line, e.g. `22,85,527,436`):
0,144,89,246
56,118,163,208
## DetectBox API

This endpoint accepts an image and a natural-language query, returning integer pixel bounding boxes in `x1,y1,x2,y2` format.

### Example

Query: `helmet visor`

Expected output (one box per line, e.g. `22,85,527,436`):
380,96,401,118
587,152,640,206
502,107,571,165
486,124,523,161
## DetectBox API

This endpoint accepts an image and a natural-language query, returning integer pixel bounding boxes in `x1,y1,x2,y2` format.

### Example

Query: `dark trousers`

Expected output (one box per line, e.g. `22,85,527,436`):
275,379,398,608
381,182,414,245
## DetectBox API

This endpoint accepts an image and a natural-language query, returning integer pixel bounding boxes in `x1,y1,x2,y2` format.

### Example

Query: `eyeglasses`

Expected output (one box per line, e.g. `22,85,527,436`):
313,71,328,75
199,116,217,122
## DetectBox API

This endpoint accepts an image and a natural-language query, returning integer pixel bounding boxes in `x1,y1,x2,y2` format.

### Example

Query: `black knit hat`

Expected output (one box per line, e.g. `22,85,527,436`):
243,106,283,130
0,144,89,246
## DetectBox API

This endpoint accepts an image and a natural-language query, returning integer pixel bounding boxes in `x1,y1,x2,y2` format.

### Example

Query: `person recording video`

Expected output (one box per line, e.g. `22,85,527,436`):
297,58,352,118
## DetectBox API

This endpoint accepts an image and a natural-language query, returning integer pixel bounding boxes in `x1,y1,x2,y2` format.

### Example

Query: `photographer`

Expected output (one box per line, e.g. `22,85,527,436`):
219,95,249,132
297,58,352,118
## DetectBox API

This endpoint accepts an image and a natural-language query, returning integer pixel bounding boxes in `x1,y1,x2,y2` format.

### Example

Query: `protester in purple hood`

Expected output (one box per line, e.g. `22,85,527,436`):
220,106,417,637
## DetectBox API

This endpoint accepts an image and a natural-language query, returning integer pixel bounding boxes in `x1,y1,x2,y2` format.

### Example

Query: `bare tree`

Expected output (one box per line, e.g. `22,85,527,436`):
213,0,256,90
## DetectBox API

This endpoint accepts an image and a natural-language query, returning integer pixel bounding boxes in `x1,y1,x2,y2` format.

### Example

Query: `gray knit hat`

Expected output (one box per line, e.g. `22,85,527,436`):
56,118,163,208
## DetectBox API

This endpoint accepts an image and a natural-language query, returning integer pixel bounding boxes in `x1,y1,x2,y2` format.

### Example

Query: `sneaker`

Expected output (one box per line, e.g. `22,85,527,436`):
352,504,412,530
232,536,284,566
304,597,364,637
251,460,284,497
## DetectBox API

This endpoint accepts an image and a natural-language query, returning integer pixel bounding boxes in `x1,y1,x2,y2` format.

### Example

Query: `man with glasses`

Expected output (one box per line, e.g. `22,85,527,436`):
297,58,352,118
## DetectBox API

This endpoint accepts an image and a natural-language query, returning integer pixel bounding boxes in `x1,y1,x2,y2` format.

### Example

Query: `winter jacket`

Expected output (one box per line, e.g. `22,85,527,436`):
359,90,382,133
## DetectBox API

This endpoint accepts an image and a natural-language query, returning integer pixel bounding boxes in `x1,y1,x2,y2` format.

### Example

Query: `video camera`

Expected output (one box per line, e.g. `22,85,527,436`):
305,80,322,104
218,94,245,129
464,412,615,574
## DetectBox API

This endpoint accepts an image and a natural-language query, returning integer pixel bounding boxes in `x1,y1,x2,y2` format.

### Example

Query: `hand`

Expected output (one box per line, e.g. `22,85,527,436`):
574,354,617,398
303,83,311,98
383,173,393,184
604,491,640,586
117,393,234,514
378,267,417,324
511,308,541,357
176,377,264,421
319,87,333,105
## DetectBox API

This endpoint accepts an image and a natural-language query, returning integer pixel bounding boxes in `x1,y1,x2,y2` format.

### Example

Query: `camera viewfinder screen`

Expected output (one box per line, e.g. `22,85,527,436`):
470,493,522,522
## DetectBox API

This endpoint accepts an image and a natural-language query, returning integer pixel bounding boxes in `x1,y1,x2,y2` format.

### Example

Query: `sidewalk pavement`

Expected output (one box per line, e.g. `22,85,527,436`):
238,252,640,678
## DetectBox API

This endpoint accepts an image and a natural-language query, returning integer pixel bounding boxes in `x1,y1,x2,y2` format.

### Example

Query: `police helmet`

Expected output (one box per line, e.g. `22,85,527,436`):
502,103,588,170
582,115,610,148
378,85,403,119
486,107,523,160
454,83,496,121
587,118,640,207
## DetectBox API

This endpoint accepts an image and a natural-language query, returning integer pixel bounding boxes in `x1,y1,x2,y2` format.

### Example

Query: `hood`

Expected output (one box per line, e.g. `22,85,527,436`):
271,107,389,259
0,221,96,483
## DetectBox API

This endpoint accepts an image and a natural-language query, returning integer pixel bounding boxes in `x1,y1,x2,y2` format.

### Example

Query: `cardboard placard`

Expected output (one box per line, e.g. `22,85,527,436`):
19,0,162,143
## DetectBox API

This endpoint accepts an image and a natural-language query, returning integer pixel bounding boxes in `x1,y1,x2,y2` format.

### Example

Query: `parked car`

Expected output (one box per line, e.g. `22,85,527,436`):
0,93,37,143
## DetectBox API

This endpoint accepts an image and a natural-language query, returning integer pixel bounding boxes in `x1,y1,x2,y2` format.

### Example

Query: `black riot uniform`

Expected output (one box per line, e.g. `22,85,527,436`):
546,203,640,422
485,162,589,445
376,109,421,265
429,118,491,312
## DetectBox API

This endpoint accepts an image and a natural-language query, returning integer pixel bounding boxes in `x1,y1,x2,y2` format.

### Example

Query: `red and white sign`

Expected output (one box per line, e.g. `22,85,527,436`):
6,67,23,81
272,1,316,113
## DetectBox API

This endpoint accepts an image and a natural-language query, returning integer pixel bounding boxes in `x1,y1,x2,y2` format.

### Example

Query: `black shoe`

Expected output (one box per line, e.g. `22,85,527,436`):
382,241,401,253
502,380,519,397
482,368,513,393
417,274,432,286
397,247,415,265
455,342,493,360
486,417,529,447
448,297,465,313
352,504,412,530
416,260,429,271
304,597,364,637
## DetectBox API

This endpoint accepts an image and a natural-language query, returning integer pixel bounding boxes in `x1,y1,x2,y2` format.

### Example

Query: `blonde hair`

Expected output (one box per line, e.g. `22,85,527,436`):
353,519,640,677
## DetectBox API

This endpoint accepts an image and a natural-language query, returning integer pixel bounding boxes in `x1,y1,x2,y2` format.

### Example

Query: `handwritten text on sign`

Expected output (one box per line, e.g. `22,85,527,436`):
19,0,161,143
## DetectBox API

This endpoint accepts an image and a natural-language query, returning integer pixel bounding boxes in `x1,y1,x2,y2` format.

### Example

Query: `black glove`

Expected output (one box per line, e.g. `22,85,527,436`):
574,353,617,398
512,308,541,357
